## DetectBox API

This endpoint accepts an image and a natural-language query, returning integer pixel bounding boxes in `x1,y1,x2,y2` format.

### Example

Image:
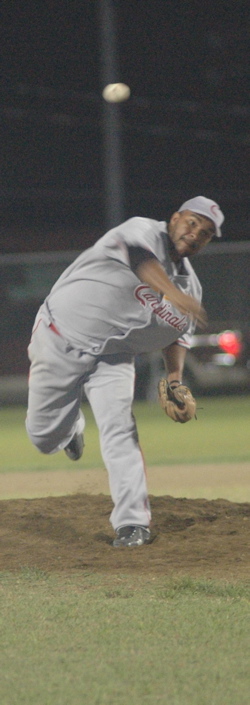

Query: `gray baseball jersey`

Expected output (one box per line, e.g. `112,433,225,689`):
46,217,202,355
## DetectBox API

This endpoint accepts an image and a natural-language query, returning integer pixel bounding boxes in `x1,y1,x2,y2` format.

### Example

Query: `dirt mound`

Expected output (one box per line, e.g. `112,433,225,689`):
1,493,250,580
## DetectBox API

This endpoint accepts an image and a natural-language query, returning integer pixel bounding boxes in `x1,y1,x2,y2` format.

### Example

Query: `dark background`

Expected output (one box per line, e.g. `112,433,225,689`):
1,0,250,253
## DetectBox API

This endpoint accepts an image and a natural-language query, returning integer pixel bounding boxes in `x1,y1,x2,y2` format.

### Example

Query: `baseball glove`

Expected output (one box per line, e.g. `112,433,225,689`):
158,379,196,423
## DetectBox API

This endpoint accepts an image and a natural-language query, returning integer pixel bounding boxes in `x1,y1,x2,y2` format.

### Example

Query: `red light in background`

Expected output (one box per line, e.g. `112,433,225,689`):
218,330,242,357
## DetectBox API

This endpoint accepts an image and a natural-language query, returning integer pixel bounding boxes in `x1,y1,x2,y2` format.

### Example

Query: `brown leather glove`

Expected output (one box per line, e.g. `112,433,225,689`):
158,379,197,423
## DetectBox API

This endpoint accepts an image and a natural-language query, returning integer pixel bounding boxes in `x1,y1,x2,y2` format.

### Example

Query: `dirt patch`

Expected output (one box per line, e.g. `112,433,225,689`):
1,491,250,581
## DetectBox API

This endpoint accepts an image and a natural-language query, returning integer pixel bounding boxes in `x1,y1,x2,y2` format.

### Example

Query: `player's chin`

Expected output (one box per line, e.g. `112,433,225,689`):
182,240,200,257
177,241,196,257
186,248,197,258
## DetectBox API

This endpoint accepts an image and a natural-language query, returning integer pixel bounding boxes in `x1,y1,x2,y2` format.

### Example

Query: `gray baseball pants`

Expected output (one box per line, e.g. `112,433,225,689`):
26,313,151,530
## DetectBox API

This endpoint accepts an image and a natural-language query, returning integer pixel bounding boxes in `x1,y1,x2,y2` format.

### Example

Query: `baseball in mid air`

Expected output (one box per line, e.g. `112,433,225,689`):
102,83,131,103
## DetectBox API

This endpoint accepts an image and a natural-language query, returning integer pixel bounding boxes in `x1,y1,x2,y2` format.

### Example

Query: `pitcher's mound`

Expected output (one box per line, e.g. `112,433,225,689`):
1,493,250,581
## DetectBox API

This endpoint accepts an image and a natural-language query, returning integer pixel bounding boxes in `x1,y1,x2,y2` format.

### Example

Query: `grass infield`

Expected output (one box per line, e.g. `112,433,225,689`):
1,570,250,705
0,395,249,473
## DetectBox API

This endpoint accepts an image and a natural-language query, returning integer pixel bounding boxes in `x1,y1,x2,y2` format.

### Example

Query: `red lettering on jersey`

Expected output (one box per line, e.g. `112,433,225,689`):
134,285,188,332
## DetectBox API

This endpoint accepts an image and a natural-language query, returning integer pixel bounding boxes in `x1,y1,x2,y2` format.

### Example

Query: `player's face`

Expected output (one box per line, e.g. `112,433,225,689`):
168,210,215,258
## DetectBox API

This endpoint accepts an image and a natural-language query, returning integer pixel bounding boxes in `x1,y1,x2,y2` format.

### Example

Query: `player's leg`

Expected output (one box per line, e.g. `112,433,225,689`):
26,382,84,455
84,355,151,531
26,319,92,454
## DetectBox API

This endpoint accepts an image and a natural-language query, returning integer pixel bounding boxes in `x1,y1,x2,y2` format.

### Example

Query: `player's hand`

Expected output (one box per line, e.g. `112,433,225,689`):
165,289,207,329
137,258,207,328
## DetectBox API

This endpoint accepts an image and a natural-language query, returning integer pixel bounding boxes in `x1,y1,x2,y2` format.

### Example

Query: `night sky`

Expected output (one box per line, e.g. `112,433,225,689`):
1,0,250,252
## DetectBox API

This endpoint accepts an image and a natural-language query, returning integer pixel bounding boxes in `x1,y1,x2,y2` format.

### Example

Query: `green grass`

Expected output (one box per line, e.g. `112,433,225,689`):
0,571,250,705
0,404,103,472
0,396,249,472
138,395,250,465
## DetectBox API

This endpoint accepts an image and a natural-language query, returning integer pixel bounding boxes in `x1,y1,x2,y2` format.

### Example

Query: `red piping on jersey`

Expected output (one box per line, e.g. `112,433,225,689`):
32,317,42,335
49,322,61,336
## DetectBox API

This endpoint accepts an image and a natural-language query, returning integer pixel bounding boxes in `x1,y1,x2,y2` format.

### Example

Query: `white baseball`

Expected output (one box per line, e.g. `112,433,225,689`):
102,83,131,103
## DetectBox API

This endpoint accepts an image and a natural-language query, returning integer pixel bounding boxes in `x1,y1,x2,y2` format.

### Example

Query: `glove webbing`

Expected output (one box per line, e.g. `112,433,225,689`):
167,381,185,409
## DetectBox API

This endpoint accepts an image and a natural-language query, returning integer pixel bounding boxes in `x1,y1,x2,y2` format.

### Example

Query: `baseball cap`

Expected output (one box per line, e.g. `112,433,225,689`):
178,196,224,237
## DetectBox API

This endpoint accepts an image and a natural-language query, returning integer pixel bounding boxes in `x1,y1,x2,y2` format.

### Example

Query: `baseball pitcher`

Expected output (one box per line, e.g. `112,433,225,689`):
26,196,224,546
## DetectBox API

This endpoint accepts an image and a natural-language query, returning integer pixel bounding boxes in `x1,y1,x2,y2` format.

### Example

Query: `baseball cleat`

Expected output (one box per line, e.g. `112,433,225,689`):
113,525,151,547
64,432,84,461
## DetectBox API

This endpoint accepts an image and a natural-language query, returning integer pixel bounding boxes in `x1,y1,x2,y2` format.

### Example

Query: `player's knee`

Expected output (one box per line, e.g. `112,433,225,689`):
25,420,58,454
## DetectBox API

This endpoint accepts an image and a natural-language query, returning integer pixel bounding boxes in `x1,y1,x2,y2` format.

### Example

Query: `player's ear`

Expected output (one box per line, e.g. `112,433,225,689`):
169,211,181,227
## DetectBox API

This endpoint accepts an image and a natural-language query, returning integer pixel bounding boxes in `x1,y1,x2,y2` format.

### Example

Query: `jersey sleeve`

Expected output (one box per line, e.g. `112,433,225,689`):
100,217,161,267
127,245,157,274
176,326,195,350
